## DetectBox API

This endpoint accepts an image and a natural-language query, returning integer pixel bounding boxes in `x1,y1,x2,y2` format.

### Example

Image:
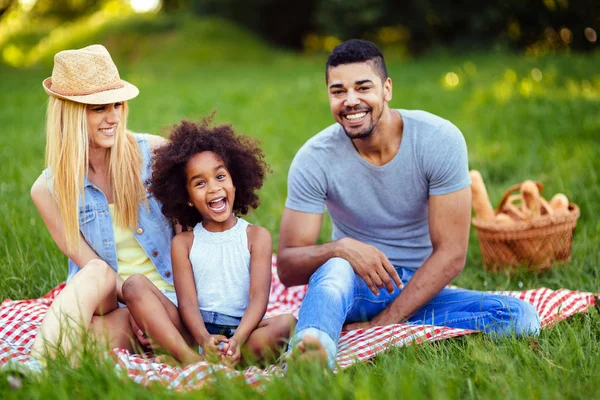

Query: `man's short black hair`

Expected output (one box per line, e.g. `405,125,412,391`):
326,39,388,83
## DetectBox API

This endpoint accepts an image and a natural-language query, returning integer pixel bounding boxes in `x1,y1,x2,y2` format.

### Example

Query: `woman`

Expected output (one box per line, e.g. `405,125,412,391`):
30,44,190,361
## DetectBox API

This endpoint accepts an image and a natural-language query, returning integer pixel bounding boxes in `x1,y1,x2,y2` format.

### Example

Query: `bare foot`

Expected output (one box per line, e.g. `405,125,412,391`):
155,352,204,367
155,353,180,366
289,334,329,367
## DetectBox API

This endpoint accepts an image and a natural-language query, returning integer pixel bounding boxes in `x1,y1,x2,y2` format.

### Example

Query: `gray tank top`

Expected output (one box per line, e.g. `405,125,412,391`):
189,217,251,318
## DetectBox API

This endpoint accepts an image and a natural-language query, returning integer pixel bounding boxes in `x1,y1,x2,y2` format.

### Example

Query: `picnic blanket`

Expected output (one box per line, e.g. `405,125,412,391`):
1,256,596,390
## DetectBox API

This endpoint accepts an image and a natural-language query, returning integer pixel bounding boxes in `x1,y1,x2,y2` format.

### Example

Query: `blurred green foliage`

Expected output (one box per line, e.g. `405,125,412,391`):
1,0,597,57
188,0,317,49
28,0,110,21
0,0,15,18
184,0,599,52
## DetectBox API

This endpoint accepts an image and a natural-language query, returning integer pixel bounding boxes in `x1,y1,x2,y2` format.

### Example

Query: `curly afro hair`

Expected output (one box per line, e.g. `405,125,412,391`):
150,118,270,228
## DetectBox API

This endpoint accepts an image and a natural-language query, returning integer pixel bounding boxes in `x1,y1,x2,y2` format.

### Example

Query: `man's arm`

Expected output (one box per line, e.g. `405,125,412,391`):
277,208,402,293
276,208,334,286
347,186,471,328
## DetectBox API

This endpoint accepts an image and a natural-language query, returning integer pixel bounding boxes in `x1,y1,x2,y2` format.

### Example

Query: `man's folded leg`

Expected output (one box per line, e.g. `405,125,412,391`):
291,257,359,368
405,286,541,336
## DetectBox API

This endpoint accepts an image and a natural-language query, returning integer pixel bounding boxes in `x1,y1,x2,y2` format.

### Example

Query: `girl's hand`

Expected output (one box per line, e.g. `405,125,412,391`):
221,337,241,367
200,334,228,357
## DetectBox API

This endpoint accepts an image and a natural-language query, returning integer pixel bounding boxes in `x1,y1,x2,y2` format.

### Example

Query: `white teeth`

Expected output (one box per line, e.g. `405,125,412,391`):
345,112,366,120
208,198,227,212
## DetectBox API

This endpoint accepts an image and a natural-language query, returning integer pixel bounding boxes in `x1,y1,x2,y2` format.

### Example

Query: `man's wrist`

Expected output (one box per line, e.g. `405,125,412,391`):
332,238,348,259
373,305,407,326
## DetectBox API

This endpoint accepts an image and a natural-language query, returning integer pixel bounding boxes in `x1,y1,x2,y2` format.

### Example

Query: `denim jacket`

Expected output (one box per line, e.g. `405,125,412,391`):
43,134,174,284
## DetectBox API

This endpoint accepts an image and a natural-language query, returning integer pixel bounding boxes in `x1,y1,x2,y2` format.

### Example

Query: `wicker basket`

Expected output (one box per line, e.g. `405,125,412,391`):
472,183,580,272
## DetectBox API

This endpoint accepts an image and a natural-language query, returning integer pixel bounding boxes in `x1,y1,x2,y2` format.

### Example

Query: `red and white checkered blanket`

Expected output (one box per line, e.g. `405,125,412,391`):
1,258,596,390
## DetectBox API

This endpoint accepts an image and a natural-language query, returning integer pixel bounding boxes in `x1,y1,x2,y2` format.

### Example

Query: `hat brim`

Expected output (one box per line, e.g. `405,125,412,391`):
42,77,139,105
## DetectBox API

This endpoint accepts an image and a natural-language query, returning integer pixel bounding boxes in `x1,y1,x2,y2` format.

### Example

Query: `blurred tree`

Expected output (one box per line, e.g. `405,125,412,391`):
0,0,16,19
29,0,113,21
188,0,318,48
161,0,187,12
315,0,599,52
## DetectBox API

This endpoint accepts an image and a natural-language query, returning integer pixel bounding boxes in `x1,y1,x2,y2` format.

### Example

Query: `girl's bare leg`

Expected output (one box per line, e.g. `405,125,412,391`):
243,314,297,364
31,259,120,359
122,274,202,364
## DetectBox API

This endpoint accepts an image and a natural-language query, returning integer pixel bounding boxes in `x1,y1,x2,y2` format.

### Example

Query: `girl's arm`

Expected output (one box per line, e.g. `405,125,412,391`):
171,232,212,346
146,133,168,150
229,225,273,349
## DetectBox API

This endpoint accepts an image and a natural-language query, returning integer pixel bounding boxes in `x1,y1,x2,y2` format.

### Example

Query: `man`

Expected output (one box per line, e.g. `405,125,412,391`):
277,39,540,367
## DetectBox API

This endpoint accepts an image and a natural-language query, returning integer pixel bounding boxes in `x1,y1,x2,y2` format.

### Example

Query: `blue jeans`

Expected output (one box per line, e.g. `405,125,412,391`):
197,311,242,354
293,258,541,368
201,310,241,338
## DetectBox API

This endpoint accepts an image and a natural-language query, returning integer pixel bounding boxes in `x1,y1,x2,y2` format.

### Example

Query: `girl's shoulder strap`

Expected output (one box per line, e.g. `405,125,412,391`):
236,216,251,230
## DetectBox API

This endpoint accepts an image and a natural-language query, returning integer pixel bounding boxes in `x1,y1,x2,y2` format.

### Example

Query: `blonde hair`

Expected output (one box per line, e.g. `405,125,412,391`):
45,97,146,252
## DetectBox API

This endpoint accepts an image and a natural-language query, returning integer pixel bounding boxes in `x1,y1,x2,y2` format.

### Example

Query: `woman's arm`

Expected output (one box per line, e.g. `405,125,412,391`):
31,174,101,268
230,225,273,347
171,232,211,346
31,173,126,299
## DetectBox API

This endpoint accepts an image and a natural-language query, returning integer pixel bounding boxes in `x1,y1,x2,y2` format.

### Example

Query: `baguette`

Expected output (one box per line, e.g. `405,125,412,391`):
520,180,541,218
550,193,570,217
549,193,569,210
470,170,495,221
495,212,515,225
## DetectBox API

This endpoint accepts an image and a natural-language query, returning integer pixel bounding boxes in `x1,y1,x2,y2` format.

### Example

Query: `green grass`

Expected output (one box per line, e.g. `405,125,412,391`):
1,13,599,399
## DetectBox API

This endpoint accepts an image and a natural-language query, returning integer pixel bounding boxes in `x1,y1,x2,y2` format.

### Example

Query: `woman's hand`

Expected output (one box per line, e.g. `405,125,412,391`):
129,313,152,348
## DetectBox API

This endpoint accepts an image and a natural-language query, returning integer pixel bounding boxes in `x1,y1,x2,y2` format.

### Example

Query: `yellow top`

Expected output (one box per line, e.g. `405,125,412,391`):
109,204,174,292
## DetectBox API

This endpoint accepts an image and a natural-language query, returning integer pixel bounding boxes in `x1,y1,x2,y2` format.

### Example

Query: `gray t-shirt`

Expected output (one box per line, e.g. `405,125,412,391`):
285,109,471,270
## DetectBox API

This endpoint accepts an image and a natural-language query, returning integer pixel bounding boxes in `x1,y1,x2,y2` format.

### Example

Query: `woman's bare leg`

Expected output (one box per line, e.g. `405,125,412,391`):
31,259,119,359
122,274,202,364
89,307,135,353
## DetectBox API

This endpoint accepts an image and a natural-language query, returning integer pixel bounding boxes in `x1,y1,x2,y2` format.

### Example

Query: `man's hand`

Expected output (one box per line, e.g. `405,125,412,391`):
221,337,242,367
338,237,403,295
343,310,402,331
343,320,374,331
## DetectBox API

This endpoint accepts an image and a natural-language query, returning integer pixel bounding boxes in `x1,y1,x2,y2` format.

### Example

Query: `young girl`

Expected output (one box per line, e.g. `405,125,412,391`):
124,119,296,366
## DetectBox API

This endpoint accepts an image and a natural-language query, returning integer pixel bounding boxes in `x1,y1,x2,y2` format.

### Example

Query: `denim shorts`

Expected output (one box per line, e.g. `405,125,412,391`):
201,310,242,338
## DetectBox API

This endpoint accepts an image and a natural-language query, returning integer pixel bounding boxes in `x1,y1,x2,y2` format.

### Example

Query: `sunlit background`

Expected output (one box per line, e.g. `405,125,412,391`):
0,0,597,69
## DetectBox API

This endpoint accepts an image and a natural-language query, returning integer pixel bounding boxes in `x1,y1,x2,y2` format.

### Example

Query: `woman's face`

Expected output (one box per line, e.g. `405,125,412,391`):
85,102,123,149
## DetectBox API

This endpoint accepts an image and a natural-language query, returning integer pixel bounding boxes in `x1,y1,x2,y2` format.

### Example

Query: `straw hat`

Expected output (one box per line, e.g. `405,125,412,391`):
42,44,139,105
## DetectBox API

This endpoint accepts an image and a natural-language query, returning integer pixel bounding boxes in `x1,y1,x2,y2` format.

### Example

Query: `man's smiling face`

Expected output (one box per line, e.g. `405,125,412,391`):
327,62,392,140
